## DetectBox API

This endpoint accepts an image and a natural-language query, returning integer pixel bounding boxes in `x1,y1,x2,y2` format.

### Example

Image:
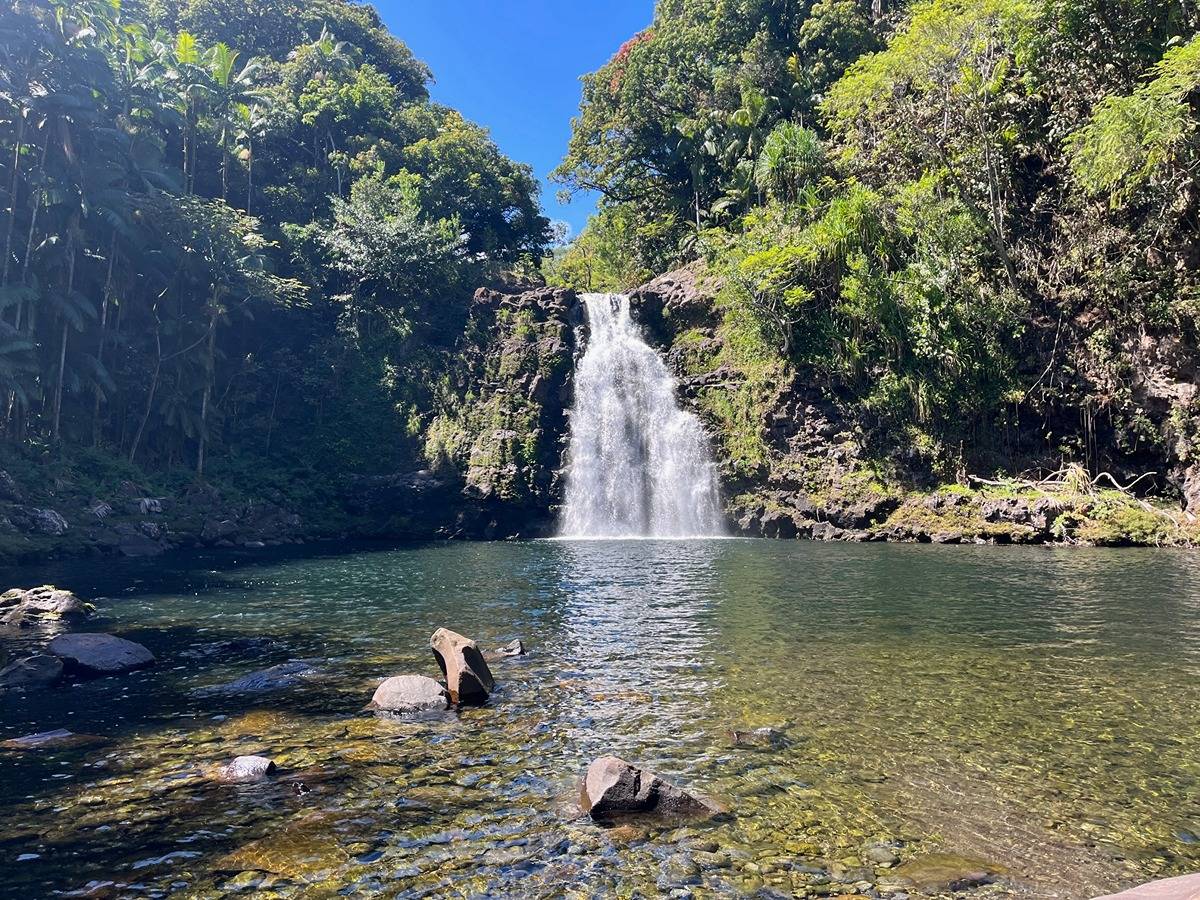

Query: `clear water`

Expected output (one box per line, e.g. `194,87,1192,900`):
561,293,724,538
2,541,1200,898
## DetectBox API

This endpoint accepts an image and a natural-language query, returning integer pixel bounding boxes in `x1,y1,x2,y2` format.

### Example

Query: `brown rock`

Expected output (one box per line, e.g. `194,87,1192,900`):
1093,873,1200,899
580,755,717,821
430,628,494,704
887,853,1004,892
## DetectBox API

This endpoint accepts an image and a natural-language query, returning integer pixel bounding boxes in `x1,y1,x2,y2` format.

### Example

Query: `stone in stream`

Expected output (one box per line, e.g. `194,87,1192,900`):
483,639,526,662
47,632,155,677
194,660,319,696
0,654,64,689
216,755,277,784
368,674,449,714
727,726,788,749
0,585,90,629
1093,873,1200,899
580,755,719,822
882,852,1004,893
1,729,105,751
430,628,494,704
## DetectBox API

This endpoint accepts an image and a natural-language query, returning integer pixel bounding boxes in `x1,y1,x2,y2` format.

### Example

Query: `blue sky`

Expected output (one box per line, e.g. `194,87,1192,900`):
373,0,653,238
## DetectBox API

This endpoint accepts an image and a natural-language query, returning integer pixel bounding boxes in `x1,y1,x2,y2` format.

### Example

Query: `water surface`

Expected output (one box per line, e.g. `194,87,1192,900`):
2,540,1200,898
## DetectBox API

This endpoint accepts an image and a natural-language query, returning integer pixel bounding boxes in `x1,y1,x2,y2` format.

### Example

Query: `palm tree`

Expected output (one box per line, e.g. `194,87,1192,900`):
754,122,825,203
206,43,264,202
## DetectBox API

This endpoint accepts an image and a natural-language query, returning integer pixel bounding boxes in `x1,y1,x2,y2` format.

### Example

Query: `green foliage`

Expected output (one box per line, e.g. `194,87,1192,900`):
0,0,549,483
1068,34,1200,203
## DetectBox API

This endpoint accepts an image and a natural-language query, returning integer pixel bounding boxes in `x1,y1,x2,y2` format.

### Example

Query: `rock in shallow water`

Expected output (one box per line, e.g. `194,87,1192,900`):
0,585,90,629
0,654,63,689
483,639,526,662
216,755,277,783
581,755,718,822
194,660,318,696
369,674,449,713
1093,873,1200,899
882,853,1003,892
1,729,105,750
430,627,494,704
48,632,155,677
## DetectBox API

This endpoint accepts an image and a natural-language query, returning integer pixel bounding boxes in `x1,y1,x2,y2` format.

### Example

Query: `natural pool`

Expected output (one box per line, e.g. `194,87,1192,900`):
2,540,1200,898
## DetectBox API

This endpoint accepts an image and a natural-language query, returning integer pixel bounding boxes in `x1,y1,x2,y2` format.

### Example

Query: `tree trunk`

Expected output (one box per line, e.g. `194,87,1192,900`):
2,114,26,291
129,310,161,464
246,136,253,215
92,235,117,446
51,231,78,442
196,302,218,478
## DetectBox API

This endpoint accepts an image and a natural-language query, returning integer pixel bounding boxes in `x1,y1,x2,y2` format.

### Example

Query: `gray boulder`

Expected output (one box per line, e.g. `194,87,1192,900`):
0,654,63,689
48,633,155,677
580,755,718,821
1,729,104,751
216,755,277,784
368,674,449,714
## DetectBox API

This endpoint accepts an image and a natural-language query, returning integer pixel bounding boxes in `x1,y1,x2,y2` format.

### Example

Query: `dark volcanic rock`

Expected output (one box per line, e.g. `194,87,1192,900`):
368,674,449,713
48,633,155,677
0,654,63,689
580,755,718,821
431,628,495,704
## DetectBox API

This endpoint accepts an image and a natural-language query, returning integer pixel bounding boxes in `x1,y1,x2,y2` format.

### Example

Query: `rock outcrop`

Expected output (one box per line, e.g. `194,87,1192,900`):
580,755,717,821
48,632,155,677
368,674,450,713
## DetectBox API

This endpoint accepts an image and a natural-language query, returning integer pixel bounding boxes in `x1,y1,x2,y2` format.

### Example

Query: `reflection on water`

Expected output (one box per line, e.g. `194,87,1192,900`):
1,541,1200,897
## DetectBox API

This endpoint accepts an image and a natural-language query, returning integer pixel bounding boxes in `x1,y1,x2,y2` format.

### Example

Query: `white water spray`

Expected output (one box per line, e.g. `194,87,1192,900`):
560,293,725,539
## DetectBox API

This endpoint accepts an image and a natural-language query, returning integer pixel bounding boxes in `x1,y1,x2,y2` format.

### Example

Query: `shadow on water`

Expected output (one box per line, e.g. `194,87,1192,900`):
1,539,1199,897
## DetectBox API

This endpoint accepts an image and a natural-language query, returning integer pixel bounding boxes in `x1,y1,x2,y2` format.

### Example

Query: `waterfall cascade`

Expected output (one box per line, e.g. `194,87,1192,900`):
559,293,725,539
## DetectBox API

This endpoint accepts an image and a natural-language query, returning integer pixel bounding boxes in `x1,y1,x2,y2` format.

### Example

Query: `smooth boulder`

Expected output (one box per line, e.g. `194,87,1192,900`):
48,632,155,677
1093,874,1200,899
580,755,717,821
216,755,277,784
0,654,63,689
369,674,449,713
430,628,494,704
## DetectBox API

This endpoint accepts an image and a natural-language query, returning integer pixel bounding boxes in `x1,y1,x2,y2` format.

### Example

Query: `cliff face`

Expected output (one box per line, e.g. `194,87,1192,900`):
629,265,1200,546
413,285,581,538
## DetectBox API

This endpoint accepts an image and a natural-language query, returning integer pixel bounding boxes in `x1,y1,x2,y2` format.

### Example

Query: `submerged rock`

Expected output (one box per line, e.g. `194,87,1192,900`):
884,853,1003,892
430,627,494,704
368,674,449,713
216,755,277,783
483,639,527,662
0,654,63,689
580,755,718,821
194,660,318,696
48,632,155,677
1,729,105,751
0,585,90,629
1094,873,1200,899
728,726,788,749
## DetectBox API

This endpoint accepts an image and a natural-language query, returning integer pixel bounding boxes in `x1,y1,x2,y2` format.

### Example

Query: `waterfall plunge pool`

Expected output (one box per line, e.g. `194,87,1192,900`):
2,539,1200,897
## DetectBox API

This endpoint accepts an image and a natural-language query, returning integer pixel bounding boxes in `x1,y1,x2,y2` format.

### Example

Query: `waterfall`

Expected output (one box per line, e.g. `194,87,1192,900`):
560,293,725,539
